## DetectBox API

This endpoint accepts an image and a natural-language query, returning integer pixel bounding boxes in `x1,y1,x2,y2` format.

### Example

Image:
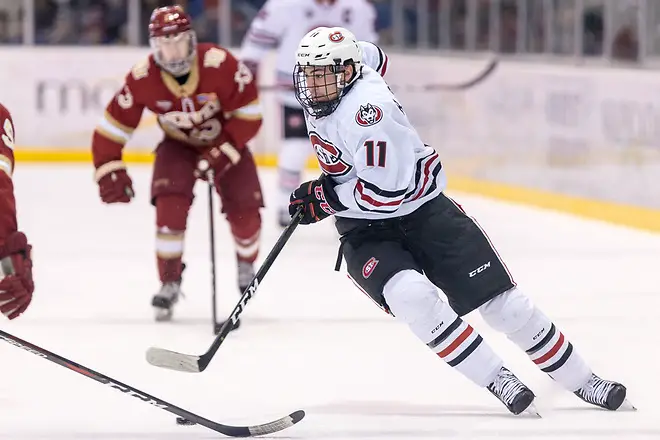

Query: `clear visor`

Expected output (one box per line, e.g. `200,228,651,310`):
150,31,194,75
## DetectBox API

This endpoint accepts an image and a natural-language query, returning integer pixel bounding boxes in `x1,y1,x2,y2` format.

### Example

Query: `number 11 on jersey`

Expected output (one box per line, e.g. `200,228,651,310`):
365,140,386,167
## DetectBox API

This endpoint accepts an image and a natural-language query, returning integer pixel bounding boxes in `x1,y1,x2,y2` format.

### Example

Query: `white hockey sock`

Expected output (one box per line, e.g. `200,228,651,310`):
480,288,592,391
511,309,592,391
277,168,301,212
277,139,311,211
384,270,503,388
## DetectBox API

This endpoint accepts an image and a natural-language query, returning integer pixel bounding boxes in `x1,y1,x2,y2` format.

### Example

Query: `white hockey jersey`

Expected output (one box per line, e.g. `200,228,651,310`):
306,66,447,220
240,0,379,107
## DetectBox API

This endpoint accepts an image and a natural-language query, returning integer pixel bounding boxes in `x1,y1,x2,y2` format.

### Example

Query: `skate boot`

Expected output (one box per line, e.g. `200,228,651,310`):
212,260,255,334
487,367,538,416
151,281,183,322
574,373,631,410
237,259,255,293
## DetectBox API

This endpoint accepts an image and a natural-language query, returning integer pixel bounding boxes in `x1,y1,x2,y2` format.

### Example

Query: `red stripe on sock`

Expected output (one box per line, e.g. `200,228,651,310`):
437,325,473,358
533,332,565,365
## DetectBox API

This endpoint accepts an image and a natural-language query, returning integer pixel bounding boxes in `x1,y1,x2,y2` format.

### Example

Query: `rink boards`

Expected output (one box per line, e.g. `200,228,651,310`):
1,47,659,231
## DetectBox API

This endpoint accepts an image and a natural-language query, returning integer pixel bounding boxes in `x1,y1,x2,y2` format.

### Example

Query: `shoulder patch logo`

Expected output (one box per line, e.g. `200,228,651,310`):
362,257,379,279
355,104,383,127
309,131,352,176
329,31,344,43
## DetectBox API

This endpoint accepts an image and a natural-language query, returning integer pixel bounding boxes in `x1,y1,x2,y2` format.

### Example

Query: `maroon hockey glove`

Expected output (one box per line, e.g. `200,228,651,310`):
195,142,242,180
289,175,346,225
95,161,134,203
0,231,33,320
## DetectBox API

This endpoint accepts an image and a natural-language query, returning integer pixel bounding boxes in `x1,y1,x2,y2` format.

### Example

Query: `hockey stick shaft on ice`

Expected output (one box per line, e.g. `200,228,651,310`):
146,206,304,373
0,328,304,437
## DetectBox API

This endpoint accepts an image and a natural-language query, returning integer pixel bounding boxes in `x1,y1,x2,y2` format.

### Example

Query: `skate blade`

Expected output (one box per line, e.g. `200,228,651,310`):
154,308,173,322
620,399,637,411
525,403,542,418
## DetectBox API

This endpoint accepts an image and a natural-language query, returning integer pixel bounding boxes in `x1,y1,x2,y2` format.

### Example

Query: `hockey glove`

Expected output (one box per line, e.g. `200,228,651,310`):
195,142,242,180
95,160,134,203
289,175,346,225
0,231,34,320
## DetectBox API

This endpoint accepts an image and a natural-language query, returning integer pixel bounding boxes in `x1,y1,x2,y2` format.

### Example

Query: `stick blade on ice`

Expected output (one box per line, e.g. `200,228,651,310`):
146,347,202,372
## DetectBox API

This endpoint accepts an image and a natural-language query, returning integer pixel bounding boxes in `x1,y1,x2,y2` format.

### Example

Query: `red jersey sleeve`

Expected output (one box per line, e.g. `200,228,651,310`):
91,60,150,168
202,44,262,150
0,104,17,245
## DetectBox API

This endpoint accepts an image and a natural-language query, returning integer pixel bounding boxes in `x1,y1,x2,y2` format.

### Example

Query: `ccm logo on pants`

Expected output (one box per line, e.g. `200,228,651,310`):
469,261,491,278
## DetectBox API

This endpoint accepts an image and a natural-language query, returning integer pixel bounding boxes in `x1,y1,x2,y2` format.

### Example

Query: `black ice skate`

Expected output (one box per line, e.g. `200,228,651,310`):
487,367,539,416
152,263,186,322
152,281,183,322
212,260,255,334
574,374,634,410
237,259,255,293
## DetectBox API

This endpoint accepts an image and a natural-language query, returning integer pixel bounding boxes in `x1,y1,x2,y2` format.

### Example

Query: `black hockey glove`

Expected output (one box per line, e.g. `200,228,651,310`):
289,175,347,225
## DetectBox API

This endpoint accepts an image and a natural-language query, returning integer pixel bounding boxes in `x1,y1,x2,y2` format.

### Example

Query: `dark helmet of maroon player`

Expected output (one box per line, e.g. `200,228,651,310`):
148,5,197,77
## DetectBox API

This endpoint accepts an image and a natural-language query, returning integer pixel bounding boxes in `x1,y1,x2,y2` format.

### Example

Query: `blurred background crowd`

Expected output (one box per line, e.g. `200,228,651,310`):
0,0,657,63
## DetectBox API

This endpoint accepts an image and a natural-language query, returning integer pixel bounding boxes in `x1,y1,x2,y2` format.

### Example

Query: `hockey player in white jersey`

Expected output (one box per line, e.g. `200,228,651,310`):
288,26,630,415
239,0,380,227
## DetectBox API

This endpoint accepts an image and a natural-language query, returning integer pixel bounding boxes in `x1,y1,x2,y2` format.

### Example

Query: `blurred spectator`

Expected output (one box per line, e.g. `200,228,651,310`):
0,0,649,65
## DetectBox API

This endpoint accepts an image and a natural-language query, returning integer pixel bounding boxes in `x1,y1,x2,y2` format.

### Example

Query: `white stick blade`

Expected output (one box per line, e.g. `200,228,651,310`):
146,347,201,373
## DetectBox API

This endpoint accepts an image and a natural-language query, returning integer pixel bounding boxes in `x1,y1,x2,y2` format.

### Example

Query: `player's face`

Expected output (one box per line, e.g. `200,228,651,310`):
302,65,352,103
302,66,338,102
151,30,194,76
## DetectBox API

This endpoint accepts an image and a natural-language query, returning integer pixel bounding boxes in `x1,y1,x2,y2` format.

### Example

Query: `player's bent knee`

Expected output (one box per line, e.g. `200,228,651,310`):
478,287,534,335
383,270,440,324
383,269,460,343
226,208,261,234
155,194,192,230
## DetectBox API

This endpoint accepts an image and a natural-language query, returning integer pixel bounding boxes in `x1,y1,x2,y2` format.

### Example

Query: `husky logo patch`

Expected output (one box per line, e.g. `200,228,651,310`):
355,104,383,127
362,257,379,279
309,131,352,176
329,31,344,43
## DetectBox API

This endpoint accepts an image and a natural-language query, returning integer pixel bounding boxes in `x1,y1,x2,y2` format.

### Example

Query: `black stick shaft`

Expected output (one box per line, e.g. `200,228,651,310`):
0,329,246,436
198,208,303,369
208,180,218,333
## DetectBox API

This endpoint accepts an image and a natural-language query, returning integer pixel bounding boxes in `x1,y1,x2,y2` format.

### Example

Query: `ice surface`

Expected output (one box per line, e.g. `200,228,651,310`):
0,165,658,439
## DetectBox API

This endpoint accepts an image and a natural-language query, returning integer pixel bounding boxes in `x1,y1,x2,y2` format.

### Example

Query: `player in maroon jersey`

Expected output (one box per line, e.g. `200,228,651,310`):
0,103,34,320
91,5,263,326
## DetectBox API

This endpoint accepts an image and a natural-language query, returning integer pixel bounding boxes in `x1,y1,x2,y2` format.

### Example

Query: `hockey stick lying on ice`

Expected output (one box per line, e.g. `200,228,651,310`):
0,260,304,437
0,328,304,436
146,206,304,373
260,57,498,92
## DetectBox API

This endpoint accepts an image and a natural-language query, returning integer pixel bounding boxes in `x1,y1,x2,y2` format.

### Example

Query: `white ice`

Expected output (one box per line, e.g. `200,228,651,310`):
0,165,658,439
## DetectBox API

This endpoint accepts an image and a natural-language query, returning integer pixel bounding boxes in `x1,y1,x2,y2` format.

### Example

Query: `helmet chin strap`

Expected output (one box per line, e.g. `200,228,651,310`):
334,72,345,94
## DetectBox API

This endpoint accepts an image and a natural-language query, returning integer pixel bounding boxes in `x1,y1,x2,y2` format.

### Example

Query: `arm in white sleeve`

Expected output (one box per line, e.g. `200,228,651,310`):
239,0,288,63
359,41,389,77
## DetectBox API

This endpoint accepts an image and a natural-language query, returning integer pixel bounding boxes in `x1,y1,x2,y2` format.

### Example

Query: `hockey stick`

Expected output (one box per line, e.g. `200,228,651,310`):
422,57,498,91
259,57,498,92
0,328,304,437
146,206,304,373
207,176,219,334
